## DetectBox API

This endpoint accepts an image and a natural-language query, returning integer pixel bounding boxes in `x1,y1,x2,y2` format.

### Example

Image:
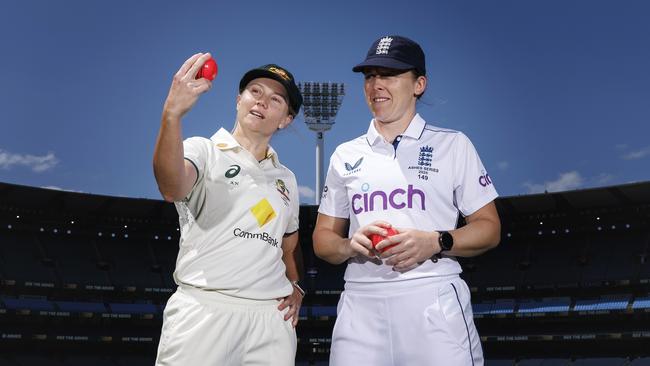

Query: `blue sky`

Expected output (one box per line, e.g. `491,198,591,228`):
1,0,649,204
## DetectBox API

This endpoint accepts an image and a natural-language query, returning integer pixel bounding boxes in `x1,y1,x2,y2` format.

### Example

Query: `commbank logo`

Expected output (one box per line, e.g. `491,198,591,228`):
351,184,426,214
250,198,276,227
233,228,279,247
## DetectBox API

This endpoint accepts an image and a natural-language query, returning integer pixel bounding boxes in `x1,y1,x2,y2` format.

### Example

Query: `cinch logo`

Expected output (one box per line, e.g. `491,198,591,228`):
351,184,426,214
479,173,493,187
233,228,279,247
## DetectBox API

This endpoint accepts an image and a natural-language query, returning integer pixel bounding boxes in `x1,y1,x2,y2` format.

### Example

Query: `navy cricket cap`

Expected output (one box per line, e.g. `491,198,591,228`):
352,35,426,75
239,64,303,116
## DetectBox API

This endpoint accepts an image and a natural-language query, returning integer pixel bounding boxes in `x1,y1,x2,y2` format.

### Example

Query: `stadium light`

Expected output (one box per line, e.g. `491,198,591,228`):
298,82,345,204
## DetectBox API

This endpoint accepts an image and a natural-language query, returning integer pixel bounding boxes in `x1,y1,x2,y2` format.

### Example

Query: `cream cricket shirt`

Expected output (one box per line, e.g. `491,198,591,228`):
173,128,299,300
319,114,498,282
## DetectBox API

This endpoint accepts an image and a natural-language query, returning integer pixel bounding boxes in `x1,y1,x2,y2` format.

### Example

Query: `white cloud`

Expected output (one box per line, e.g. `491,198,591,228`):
524,171,584,194
0,149,59,173
622,146,650,160
298,185,316,199
497,161,509,171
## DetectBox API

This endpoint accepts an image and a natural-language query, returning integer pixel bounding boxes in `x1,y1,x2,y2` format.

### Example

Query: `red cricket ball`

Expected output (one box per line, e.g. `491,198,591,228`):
197,58,218,81
369,227,398,253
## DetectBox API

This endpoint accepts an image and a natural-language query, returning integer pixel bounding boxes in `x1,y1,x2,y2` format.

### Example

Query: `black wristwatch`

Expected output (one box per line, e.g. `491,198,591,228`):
437,231,454,253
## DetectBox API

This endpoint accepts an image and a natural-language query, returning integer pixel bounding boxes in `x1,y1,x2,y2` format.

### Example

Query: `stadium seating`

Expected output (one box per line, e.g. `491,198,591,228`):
1,180,649,364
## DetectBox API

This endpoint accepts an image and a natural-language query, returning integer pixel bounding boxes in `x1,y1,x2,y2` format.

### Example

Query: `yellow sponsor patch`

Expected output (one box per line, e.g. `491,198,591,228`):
250,198,276,227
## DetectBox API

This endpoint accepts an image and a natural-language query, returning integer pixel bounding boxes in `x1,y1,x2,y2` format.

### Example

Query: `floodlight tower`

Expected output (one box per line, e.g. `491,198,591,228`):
298,82,345,204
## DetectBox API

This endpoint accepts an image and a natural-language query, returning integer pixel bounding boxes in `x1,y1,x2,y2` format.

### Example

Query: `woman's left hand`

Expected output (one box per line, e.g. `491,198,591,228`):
278,287,304,327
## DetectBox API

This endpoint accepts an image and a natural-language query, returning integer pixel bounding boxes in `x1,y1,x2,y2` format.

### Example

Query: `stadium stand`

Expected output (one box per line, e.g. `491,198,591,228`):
1,180,649,365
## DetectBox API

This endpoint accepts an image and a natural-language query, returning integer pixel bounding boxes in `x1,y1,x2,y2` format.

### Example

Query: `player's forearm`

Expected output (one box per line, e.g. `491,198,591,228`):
447,217,501,257
153,112,189,202
312,228,352,265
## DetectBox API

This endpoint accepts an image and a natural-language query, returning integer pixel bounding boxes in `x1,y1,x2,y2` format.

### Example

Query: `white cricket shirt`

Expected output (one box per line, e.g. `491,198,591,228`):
319,114,498,282
173,128,299,299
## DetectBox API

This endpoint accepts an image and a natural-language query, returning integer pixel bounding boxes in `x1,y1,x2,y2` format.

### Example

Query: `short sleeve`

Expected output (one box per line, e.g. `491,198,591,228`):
182,136,212,203
452,133,498,216
318,150,350,219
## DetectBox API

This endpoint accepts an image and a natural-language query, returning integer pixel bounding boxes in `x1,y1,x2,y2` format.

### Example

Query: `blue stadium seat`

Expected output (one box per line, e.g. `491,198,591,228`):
2,297,54,311
109,302,158,315
485,360,515,366
55,300,107,313
11,354,64,366
574,295,629,311
517,360,544,366
518,297,570,313
472,302,493,315
490,299,515,314
632,296,650,310
62,355,115,366
630,357,650,365
573,358,628,366
311,306,337,317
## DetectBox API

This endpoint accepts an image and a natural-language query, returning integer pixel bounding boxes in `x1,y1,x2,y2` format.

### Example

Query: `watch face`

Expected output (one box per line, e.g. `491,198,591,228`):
440,231,453,251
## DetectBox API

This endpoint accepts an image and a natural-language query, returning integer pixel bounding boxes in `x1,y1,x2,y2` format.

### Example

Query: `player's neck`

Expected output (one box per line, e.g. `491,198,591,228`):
232,128,271,162
374,111,416,143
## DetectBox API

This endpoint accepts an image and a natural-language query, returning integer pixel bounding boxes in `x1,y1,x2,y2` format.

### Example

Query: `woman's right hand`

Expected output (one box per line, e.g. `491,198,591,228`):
162,53,213,121
348,220,393,259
